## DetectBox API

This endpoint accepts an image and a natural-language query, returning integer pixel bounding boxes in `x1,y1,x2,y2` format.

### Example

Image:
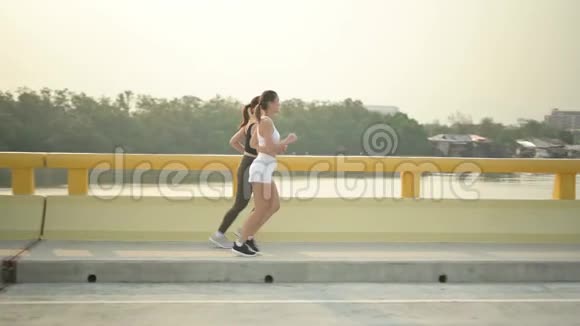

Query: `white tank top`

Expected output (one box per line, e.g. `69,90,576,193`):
257,117,280,146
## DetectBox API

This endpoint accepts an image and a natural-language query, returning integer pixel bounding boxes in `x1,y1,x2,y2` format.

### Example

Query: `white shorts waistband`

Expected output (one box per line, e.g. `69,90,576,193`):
255,152,276,162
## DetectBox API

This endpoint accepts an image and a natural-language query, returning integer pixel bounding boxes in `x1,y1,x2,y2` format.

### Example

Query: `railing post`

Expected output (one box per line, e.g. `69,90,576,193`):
553,173,576,200
11,168,35,195
68,168,89,195
401,171,420,199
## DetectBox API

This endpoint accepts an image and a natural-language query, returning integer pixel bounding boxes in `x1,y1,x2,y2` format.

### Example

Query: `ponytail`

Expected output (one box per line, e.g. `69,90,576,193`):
255,102,263,121
238,95,261,129
238,104,252,129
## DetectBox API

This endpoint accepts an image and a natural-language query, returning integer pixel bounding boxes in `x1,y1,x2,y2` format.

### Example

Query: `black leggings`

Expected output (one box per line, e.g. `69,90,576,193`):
218,155,255,233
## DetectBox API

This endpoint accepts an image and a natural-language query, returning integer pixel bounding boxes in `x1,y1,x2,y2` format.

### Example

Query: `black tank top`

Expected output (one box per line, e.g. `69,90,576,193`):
244,123,258,156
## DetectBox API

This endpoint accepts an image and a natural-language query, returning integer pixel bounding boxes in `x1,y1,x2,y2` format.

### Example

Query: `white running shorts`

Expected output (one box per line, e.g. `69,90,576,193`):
248,153,277,184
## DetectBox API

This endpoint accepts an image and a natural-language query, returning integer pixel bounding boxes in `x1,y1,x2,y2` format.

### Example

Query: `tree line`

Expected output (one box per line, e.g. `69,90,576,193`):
0,88,572,157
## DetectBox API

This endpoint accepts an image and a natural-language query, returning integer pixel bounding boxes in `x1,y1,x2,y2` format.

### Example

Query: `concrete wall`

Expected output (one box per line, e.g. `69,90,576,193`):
40,196,580,243
0,195,45,240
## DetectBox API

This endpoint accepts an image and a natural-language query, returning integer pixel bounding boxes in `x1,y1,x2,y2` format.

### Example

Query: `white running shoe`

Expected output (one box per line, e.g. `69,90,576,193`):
209,233,233,249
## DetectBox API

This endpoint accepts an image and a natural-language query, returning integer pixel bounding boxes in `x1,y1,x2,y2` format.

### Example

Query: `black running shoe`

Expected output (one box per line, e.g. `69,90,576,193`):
232,242,257,257
246,239,260,254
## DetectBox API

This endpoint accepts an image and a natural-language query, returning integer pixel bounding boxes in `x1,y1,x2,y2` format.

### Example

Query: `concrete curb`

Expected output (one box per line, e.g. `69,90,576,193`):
16,260,580,283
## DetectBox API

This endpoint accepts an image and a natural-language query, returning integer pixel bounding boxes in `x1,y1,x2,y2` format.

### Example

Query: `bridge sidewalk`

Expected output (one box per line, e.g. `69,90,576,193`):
2,241,580,283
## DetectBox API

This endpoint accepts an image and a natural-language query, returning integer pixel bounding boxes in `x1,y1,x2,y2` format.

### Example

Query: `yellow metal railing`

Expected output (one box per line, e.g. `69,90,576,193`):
0,152,45,195
1,152,579,199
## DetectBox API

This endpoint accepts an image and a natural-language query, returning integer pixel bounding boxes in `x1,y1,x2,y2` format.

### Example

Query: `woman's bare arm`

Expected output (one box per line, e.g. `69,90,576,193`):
229,128,245,154
281,133,298,146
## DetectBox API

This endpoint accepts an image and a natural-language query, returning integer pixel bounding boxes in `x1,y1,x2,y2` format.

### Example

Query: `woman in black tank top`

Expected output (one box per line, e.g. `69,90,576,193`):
243,124,258,156
209,96,260,249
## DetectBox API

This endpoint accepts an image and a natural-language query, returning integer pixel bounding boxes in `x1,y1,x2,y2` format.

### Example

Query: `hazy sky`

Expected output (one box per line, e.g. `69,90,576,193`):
1,0,579,124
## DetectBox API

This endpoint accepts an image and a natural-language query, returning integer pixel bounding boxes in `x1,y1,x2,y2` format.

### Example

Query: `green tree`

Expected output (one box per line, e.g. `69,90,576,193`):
0,88,574,158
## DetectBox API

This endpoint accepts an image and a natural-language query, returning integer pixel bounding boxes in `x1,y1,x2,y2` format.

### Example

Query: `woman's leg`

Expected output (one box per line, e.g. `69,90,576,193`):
239,182,272,243
216,157,253,234
256,181,280,230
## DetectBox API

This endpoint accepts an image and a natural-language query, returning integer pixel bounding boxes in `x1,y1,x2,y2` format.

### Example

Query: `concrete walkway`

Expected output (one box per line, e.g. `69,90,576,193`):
1,283,580,325
2,241,580,283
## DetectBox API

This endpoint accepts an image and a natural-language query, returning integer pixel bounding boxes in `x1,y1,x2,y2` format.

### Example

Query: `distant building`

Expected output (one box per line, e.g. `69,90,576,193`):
365,105,399,115
544,108,580,131
514,138,568,158
427,134,491,157
566,145,580,158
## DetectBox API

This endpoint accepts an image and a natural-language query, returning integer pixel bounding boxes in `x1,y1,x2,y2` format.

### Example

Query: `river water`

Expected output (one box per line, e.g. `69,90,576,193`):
1,173,578,200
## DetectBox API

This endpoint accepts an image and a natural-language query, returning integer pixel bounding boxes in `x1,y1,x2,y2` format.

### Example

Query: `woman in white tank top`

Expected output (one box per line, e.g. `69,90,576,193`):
232,90,297,257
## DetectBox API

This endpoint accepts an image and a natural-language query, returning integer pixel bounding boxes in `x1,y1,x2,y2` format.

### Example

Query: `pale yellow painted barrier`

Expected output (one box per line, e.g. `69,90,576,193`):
0,195,45,240
0,152,579,199
42,196,580,242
